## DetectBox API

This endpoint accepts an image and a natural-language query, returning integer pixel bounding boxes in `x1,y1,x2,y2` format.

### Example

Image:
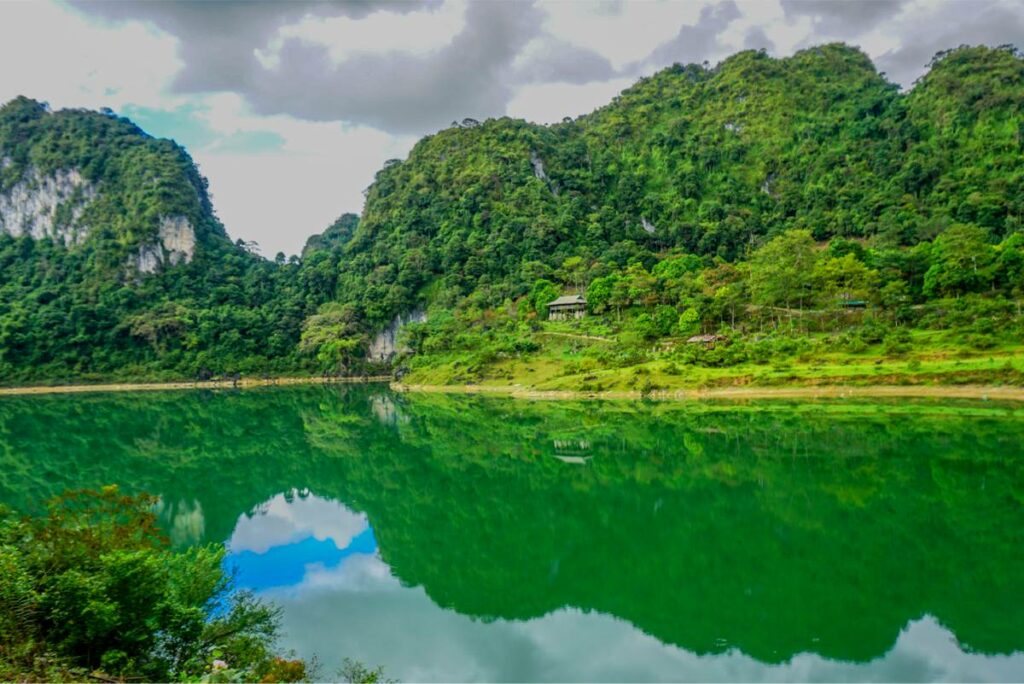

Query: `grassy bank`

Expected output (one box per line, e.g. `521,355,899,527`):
392,382,1024,402
399,323,1024,397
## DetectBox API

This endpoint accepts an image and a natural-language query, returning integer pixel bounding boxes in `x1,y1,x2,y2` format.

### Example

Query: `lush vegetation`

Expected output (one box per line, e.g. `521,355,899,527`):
1,44,1022,386
0,486,307,682
0,97,328,383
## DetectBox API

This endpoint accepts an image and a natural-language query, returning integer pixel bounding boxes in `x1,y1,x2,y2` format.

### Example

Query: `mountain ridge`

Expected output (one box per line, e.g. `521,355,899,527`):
1,42,1022,384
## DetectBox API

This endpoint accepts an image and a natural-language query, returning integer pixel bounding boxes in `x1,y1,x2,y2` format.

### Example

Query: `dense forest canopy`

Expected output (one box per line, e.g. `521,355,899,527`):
0,43,1022,382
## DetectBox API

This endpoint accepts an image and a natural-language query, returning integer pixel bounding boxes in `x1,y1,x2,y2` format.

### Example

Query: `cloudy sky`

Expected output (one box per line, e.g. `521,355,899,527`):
0,0,1021,256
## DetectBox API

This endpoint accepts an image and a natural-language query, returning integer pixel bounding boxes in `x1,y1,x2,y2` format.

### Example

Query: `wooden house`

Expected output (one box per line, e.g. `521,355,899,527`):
686,334,727,349
547,295,587,320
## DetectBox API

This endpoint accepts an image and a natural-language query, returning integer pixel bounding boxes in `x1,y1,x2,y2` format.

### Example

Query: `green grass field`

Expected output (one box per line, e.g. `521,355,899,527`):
402,325,1024,393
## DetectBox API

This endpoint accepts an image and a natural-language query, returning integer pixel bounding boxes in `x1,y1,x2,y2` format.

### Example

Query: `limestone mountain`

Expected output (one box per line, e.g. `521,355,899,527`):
1,43,1022,383
0,98,315,381
325,44,1022,330
0,97,233,275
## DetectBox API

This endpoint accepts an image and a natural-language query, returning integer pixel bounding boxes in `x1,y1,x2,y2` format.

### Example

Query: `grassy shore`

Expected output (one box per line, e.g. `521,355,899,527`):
398,324,1024,399
5,326,1024,401
392,382,1024,401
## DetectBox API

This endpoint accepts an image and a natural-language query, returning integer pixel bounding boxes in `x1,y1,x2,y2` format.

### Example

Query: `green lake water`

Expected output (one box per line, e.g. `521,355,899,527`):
1,386,1023,682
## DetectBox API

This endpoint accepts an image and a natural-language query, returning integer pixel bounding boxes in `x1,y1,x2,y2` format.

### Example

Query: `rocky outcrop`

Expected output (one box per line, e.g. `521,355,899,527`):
367,308,427,363
134,217,196,274
0,160,196,275
0,162,97,244
530,150,559,196
530,150,549,181
159,215,196,265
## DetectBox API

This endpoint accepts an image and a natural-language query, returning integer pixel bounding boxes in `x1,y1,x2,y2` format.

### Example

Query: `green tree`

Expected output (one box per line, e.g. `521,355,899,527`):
529,279,561,319
586,275,619,315
299,303,364,373
922,224,995,297
0,487,305,682
815,254,879,307
678,307,701,336
746,230,819,311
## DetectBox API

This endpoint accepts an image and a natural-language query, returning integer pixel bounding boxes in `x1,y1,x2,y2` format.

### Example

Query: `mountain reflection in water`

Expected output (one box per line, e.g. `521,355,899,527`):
1,386,1022,681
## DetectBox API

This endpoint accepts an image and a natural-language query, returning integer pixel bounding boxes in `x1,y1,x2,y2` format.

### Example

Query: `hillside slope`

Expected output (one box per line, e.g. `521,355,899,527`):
317,44,1021,334
0,43,1022,386
0,98,318,382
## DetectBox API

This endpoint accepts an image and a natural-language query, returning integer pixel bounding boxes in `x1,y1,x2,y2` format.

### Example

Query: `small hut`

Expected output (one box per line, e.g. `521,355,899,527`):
686,334,727,349
547,295,587,321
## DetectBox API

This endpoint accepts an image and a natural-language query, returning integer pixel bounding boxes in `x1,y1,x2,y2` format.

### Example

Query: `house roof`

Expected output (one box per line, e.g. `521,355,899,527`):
547,295,586,307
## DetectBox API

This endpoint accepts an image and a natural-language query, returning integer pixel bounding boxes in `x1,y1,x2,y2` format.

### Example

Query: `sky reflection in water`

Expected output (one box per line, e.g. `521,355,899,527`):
3,387,1023,682
222,491,1024,683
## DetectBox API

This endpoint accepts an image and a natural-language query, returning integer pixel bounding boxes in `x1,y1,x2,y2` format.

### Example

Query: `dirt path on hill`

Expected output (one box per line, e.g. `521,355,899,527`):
535,332,611,342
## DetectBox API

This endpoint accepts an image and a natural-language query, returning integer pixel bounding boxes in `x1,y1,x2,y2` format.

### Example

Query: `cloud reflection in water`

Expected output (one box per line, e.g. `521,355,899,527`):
220,491,1024,682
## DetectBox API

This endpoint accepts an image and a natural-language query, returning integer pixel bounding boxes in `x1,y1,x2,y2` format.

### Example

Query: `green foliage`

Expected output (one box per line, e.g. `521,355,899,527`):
0,99,332,383
2,43,1024,383
677,307,701,336
316,44,1022,336
528,279,561,318
747,230,818,309
922,224,996,297
0,487,306,683
338,657,397,684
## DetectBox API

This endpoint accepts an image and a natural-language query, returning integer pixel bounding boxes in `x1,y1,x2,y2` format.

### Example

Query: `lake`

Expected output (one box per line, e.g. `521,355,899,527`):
1,386,1022,682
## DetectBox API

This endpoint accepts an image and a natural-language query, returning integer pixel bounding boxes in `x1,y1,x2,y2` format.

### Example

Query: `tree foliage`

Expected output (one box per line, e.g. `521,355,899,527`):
0,487,305,682
1,44,1023,381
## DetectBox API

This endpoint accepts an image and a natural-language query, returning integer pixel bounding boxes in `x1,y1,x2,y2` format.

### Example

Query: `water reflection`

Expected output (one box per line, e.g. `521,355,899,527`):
225,489,1024,682
1,387,1023,681
154,497,205,547
226,491,376,591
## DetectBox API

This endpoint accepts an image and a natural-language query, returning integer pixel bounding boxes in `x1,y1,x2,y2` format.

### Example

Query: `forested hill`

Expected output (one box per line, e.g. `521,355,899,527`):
0,96,228,266
0,98,318,381
1,43,1023,385
322,43,1022,332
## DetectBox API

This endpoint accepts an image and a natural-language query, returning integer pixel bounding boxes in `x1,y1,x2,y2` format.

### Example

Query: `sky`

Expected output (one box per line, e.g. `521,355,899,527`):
0,0,1021,257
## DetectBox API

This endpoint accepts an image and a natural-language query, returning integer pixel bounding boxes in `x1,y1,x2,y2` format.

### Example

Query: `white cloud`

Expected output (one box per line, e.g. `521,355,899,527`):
268,1,468,67
538,0,714,69
228,490,370,554
507,78,633,124
186,94,416,256
0,1,181,111
726,0,814,55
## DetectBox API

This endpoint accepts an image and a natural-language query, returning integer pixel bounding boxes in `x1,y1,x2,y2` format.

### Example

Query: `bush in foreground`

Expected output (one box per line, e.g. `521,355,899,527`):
0,487,307,682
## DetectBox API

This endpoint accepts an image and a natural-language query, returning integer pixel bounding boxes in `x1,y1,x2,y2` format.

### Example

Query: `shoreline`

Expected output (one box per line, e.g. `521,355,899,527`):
2,376,1023,402
0,375,392,397
390,382,1024,402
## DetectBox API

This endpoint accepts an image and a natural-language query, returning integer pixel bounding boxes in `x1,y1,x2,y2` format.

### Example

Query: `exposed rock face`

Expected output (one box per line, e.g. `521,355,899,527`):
134,216,196,274
0,163,97,244
136,244,162,274
367,308,427,363
641,216,656,234
530,150,559,196
0,160,196,275
159,215,196,265
530,150,548,181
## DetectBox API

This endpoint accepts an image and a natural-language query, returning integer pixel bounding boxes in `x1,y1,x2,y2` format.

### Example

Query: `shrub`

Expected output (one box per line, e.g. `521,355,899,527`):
0,488,305,683
883,328,912,356
857,318,890,345
967,333,997,350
